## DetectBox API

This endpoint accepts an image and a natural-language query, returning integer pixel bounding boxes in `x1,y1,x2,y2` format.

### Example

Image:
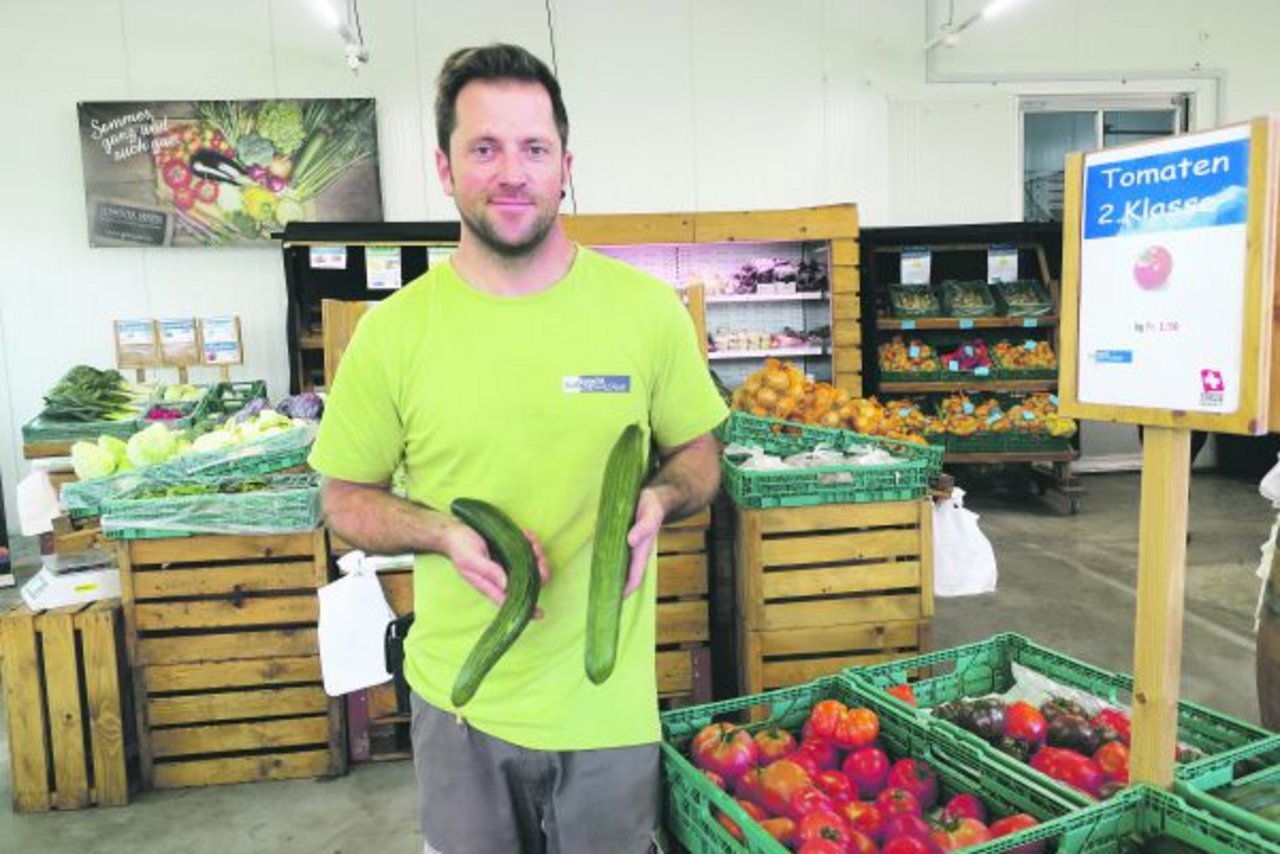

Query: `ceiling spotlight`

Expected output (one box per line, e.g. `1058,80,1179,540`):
311,0,368,71
925,0,1031,52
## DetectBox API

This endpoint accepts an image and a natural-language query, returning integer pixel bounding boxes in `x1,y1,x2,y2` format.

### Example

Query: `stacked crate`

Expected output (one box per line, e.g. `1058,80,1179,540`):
735,499,933,694
117,529,345,789
0,599,135,811
656,511,713,706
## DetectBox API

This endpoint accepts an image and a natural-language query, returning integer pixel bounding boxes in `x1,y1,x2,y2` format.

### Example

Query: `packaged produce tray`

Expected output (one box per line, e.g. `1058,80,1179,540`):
139,397,206,431
195,380,269,419
941,281,998,317
993,279,1054,317
22,413,141,445
844,632,1276,804
1063,784,1276,853
1173,735,1280,845
101,472,321,540
60,425,314,518
717,412,944,508
661,675,1088,854
888,283,943,318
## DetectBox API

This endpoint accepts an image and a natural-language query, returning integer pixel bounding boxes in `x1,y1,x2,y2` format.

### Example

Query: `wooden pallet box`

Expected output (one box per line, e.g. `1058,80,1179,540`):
735,500,934,694
656,510,712,706
0,599,136,812
117,529,345,789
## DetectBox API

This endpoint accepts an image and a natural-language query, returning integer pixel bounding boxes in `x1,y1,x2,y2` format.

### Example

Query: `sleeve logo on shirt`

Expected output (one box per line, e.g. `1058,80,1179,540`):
563,375,631,394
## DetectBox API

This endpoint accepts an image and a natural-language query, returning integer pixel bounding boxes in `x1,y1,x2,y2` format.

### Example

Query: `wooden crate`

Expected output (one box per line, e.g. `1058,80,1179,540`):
0,599,135,812
735,500,933,694
116,529,345,789
657,510,712,706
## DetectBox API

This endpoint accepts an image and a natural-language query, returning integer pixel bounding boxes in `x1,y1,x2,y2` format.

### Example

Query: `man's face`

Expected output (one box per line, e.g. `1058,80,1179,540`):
436,79,570,258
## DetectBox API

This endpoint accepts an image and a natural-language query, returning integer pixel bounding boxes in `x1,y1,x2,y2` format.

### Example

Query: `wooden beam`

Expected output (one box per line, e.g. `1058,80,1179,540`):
1130,427,1191,787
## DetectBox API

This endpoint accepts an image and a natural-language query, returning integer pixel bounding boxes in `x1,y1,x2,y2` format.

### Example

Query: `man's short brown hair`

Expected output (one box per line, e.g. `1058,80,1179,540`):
434,43,569,154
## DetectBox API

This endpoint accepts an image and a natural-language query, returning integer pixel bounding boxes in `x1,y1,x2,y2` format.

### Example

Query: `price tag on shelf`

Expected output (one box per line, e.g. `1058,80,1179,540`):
309,246,347,269
899,408,912,418
901,320,916,331
1023,410,1037,421
1050,394,1060,406
975,366,990,377
987,412,1002,425
365,245,403,291
963,402,975,414
908,345,920,359
1024,340,1038,351
1023,318,1039,328
948,360,959,372
959,319,975,330
900,248,931,285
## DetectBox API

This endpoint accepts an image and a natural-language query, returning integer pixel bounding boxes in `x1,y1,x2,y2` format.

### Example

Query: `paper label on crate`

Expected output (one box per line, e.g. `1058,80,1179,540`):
309,246,347,269
1050,394,1060,406
899,408,913,418
1023,318,1039,328
901,320,916,330
959,319,975,330
563,375,632,394
975,366,990,377
987,413,1002,425
988,246,1019,283
909,345,921,359
1023,410,1036,420
1025,340,1038,351
901,248,931,285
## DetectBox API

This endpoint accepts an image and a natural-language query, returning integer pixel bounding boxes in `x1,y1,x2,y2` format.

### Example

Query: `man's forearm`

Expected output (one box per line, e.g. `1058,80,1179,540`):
322,478,455,556
647,433,722,522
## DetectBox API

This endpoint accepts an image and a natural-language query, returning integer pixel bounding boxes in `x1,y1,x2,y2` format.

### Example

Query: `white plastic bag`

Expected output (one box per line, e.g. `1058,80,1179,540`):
317,569,397,696
932,487,998,597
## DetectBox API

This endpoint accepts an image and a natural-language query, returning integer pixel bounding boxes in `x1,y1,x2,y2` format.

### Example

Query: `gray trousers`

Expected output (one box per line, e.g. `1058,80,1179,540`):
411,693,661,854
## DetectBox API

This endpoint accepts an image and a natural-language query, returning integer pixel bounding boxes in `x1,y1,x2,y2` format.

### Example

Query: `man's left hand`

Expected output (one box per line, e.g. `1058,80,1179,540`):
624,487,667,598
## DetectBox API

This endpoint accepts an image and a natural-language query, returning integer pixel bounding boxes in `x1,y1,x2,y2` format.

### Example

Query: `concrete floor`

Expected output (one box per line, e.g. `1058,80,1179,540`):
0,471,1272,852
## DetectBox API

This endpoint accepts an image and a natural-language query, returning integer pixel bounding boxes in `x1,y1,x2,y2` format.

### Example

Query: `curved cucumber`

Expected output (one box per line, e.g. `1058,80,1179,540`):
585,423,647,684
449,498,541,707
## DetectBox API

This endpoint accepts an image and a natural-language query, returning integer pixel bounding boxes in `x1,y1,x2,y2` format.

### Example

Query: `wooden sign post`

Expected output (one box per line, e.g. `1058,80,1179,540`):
1060,118,1279,786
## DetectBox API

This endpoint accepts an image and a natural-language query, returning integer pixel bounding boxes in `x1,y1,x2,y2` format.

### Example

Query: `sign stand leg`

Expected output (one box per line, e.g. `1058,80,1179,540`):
1130,425,1191,787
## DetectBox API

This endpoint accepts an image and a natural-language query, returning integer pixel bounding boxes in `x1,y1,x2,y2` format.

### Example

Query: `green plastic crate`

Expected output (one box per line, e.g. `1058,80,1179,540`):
101,472,320,540
888,283,943,318
845,632,1276,805
1174,735,1280,845
717,412,943,508
194,380,269,421
21,413,141,444
941,281,998,317
992,280,1054,318
1061,784,1277,853
943,432,1074,454
661,676,1093,854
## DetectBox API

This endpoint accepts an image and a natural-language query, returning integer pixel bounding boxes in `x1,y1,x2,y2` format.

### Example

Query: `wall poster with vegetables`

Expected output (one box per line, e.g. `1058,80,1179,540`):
77,99,382,247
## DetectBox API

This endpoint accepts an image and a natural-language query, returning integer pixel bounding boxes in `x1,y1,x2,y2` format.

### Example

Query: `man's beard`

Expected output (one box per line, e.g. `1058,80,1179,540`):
459,201,558,259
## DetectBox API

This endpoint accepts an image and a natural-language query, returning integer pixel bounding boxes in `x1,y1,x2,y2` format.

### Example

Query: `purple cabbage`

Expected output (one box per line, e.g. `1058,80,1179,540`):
276,392,324,421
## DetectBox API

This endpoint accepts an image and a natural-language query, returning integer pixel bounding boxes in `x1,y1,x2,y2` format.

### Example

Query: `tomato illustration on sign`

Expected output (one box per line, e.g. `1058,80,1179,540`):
1133,245,1173,289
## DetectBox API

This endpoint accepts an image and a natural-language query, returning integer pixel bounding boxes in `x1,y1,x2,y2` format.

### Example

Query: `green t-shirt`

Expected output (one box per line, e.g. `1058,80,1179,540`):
308,247,728,750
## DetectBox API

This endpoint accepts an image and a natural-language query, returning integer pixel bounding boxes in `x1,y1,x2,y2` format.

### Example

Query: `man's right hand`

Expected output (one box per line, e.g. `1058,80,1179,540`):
442,519,550,608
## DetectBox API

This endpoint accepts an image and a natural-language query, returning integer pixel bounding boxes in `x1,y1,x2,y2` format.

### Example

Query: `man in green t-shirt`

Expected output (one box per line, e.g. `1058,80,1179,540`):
309,43,727,853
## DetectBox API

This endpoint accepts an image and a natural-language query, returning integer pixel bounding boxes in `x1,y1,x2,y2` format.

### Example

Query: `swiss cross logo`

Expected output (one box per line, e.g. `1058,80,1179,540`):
1201,369,1224,393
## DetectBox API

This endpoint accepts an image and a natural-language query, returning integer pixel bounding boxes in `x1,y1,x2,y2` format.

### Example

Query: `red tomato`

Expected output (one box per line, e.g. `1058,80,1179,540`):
1090,709,1131,746
760,816,796,847
789,750,824,779
882,812,934,844
691,723,759,782
887,683,919,706
808,700,849,741
930,815,992,851
989,813,1046,853
1005,701,1049,747
789,785,837,820
842,746,891,798
732,766,761,803
798,737,842,771
941,791,987,823
875,787,922,817
1031,747,1104,797
814,769,857,804
701,769,726,791
833,707,880,750
1093,741,1130,784
796,810,852,849
754,726,798,763
886,758,940,810
883,838,935,854
797,840,847,854
715,798,766,842
757,759,813,817
846,829,880,854
839,800,886,843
